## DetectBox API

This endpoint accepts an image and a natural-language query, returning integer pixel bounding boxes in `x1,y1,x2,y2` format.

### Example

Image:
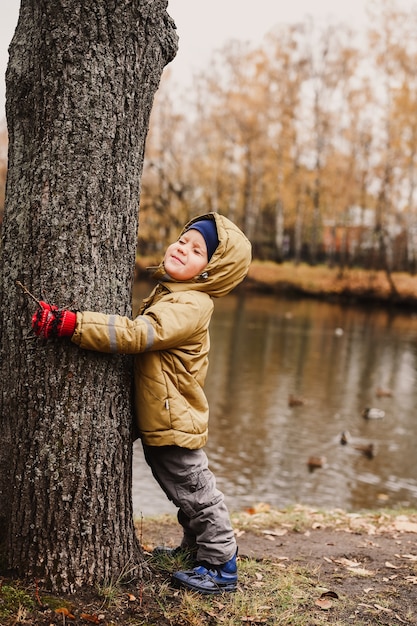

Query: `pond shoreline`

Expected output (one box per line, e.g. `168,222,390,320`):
243,276,417,309
136,259,417,310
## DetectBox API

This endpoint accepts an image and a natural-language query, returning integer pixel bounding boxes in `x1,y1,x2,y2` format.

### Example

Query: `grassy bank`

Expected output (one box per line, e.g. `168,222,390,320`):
245,261,417,306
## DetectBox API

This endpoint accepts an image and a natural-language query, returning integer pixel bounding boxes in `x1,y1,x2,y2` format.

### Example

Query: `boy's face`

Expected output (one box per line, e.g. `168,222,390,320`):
164,229,209,281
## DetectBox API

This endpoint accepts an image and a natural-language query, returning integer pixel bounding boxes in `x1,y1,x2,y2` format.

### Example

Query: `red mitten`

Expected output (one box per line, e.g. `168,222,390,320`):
32,301,77,339
57,309,77,337
31,301,57,338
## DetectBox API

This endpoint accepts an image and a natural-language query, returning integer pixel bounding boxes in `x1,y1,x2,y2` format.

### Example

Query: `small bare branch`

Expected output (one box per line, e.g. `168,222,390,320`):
15,280,42,306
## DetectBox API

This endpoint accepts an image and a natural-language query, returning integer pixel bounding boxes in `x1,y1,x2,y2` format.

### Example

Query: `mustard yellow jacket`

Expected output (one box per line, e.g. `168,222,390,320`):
71,213,252,448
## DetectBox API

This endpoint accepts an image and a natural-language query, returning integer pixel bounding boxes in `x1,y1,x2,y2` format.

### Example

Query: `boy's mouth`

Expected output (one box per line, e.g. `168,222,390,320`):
170,254,184,265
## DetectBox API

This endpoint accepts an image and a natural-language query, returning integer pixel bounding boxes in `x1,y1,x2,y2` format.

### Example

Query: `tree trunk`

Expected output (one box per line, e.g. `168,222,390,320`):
274,199,284,263
0,0,177,593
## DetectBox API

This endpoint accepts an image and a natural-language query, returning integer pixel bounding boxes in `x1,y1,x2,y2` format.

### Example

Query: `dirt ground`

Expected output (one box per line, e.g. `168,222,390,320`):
141,513,417,624
2,512,417,625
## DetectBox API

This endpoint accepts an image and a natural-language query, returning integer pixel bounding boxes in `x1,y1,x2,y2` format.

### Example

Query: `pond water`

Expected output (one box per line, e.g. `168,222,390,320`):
132,283,417,517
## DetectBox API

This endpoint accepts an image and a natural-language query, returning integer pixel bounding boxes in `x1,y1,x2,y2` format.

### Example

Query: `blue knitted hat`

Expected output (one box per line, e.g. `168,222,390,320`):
188,219,219,261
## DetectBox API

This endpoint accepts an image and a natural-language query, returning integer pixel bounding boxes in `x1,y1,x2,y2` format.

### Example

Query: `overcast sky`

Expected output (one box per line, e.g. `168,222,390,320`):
0,0,415,121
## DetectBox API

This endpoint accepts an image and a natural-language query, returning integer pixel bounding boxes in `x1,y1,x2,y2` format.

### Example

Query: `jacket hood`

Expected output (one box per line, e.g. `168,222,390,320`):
151,212,252,298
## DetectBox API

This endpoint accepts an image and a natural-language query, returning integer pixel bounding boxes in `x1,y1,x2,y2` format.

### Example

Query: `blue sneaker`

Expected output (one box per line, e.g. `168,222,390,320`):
172,552,238,594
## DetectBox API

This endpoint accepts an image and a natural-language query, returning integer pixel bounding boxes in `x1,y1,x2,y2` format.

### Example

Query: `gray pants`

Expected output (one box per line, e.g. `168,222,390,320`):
142,444,236,565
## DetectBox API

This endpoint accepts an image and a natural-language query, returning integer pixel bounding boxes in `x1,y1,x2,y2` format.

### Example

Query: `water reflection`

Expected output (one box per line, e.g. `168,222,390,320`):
132,284,417,516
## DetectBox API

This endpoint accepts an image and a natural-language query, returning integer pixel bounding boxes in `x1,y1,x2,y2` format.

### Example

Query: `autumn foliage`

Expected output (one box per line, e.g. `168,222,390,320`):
139,1,417,273
2,2,417,273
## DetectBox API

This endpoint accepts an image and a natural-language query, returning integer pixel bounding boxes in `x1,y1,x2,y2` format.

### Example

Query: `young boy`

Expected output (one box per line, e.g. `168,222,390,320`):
32,212,252,594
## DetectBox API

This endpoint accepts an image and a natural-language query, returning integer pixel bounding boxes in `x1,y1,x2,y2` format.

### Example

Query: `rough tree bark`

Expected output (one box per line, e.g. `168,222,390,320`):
0,0,177,593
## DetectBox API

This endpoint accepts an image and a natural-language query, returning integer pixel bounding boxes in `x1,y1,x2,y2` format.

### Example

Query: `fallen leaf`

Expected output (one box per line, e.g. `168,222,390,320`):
260,529,287,537
385,561,399,569
398,553,417,561
405,576,417,584
374,604,392,613
205,612,221,620
141,544,153,553
394,520,417,533
55,607,75,619
80,614,102,624
244,503,271,515
127,593,137,602
336,558,360,567
315,598,333,610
